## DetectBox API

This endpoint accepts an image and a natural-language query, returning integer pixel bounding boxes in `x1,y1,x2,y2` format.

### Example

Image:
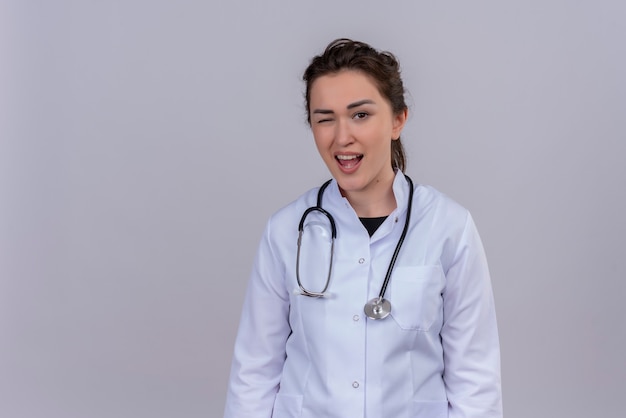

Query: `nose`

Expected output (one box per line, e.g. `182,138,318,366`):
334,118,354,146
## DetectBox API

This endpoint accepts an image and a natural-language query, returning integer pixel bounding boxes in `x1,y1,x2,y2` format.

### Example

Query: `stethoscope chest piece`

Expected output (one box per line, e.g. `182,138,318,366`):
364,297,391,320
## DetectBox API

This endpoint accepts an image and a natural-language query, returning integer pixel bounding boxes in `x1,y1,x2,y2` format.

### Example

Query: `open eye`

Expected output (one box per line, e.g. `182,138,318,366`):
353,112,369,120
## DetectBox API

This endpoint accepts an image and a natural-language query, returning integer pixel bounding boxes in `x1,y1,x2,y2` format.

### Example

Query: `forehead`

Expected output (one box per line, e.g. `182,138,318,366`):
309,70,384,107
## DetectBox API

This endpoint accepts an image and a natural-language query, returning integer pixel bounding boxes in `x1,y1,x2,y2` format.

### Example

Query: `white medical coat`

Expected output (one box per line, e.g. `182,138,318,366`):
224,172,502,418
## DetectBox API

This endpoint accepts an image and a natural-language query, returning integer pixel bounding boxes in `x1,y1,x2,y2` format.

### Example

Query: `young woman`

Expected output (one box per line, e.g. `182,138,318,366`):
224,39,502,418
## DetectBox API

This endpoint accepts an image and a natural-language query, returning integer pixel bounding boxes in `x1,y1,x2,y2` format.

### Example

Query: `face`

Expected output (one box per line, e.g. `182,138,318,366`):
308,70,407,199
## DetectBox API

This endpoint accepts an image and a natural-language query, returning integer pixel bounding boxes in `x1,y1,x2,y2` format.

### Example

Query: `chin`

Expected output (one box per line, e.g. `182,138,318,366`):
335,177,367,194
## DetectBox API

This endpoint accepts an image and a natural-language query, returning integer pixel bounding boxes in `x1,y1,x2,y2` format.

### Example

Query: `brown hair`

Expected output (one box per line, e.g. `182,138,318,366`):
303,38,408,172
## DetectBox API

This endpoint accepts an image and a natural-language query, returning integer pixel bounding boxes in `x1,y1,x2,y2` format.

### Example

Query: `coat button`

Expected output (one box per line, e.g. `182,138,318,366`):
353,315,360,321
358,258,365,264
352,381,360,388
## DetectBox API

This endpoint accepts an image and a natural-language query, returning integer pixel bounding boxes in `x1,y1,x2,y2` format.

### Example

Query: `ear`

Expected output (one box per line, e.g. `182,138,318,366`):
391,108,408,140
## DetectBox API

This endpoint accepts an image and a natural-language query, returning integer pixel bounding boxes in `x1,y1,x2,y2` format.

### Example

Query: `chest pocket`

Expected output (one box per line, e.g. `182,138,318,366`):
389,265,444,331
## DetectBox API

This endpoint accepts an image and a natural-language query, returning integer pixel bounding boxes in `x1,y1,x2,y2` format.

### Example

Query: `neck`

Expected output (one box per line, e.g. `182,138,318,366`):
341,172,397,218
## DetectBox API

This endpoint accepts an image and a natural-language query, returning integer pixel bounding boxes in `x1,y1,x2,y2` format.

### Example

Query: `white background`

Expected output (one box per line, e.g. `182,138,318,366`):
1,1,625,417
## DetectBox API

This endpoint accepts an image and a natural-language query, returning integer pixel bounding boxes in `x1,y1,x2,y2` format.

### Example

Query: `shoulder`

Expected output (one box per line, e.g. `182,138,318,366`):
410,183,480,255
273,186,319,218
410,183,487,273
412,183,471,226
264,185,321,235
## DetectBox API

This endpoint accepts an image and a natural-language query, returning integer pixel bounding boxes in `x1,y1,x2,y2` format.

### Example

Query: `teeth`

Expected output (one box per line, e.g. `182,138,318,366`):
336,155,361,160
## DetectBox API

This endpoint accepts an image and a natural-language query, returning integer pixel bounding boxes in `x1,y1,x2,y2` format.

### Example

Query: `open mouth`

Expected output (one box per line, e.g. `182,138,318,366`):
336,154,363,169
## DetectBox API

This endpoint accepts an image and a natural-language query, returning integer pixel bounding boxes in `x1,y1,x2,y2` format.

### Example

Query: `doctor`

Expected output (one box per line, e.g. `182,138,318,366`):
224,39,502,418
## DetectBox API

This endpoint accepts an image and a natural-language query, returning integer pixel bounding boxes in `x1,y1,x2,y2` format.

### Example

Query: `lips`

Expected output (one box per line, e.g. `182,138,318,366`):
335,154,363,170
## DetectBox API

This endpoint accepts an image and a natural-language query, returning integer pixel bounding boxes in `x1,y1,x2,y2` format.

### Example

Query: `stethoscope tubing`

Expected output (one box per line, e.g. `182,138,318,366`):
296,180,335,297
295,175,414,316
376,175,414,301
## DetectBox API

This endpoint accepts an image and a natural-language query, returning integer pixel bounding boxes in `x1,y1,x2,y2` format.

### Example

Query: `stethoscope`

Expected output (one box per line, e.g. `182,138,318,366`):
296,175,414,320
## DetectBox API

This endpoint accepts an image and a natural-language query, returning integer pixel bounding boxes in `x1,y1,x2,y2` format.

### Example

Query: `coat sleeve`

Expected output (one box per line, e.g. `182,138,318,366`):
223,217,291,418
441,213,503,418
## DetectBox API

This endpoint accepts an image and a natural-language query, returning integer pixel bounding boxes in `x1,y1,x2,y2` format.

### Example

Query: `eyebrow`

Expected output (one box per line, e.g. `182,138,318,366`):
347,99,376,109
312,99,377,114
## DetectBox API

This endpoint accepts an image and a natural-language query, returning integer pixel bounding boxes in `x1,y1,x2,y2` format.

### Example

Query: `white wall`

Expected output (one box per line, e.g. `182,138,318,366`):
1,1,624,417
